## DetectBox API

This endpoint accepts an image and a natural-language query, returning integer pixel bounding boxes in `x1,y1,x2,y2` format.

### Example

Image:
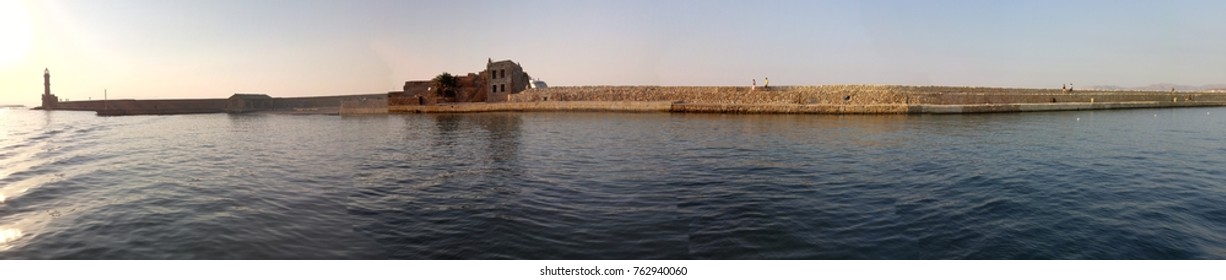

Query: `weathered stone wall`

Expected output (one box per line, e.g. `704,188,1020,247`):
388,92,422,106
393,81,436,106
268,94,385,110
49,94,386,116
510,86,910,105
509,85,1226,106
909,92,1226,104
57,99,229,115
453,73,488,103
340,99,389,115
672,103,911,114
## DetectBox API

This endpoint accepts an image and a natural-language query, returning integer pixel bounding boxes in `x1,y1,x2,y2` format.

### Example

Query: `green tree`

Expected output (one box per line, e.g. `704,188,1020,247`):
433,72,458,99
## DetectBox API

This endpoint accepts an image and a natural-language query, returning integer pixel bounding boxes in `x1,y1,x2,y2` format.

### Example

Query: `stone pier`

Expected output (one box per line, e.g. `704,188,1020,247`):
388,85,1226,114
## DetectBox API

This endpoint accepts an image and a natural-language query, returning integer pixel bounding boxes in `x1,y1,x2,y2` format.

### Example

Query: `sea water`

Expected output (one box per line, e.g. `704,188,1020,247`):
1,108,1225,259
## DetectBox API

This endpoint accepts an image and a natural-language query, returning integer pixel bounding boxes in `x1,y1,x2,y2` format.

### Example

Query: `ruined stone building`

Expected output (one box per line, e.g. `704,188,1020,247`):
388,59,532,106
393,81,435,106
485,59,531,102
452,73,487,102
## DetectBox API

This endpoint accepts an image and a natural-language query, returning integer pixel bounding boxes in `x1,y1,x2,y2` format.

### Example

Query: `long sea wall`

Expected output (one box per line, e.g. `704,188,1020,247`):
510,85,1226,104
59,99,228,116
268,94,385,111
490,85,1226,114
48,94,385,116
339,98,390,115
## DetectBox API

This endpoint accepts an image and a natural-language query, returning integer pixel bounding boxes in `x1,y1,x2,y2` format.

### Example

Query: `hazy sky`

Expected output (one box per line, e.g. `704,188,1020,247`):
2,0,1224,106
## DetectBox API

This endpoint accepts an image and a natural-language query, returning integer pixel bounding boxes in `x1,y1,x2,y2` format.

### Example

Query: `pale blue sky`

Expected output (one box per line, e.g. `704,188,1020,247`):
2,0,1224,105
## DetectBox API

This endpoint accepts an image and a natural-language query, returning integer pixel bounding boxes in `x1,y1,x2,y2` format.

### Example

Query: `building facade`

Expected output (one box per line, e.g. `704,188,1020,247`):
484,59,531,102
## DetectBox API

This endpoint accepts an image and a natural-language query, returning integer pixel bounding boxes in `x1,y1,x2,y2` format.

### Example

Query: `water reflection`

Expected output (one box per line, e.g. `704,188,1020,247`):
0,228,22,246
224,113,275,135
431,113,523,163
42,110,52,128
434,114,463,137
0,213,50,252
472,113,523,164
345,113,529,258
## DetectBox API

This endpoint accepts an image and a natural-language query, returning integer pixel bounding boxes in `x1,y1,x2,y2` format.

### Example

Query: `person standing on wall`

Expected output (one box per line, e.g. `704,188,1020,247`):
765,77,770,89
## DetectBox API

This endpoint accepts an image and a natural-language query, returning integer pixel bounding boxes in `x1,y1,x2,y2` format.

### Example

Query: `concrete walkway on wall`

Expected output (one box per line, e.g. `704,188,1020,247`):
390,101,675,113
914,101,1226,114
389,100,1226,115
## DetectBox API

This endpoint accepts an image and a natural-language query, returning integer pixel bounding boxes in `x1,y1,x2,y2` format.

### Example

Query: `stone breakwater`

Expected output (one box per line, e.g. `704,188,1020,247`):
509,85,909,105
43,94,385,116
388,85,1226,114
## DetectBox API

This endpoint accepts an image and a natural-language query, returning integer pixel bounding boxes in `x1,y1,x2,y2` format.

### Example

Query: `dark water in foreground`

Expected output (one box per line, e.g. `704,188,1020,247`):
1,108,1225,259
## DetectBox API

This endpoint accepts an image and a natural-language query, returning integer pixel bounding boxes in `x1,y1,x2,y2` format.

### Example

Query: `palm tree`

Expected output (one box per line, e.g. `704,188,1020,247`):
433,72,458,99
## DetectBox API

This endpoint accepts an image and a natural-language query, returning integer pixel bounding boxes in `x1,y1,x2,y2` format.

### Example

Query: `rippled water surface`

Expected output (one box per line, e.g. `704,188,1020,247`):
2,107,1225,259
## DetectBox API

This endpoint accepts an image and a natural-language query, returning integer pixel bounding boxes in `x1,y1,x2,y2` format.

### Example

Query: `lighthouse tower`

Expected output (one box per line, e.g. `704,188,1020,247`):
41,68,58,108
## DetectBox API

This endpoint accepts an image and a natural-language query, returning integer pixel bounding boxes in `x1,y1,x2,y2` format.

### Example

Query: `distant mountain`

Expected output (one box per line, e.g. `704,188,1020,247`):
1084,84,1226,91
